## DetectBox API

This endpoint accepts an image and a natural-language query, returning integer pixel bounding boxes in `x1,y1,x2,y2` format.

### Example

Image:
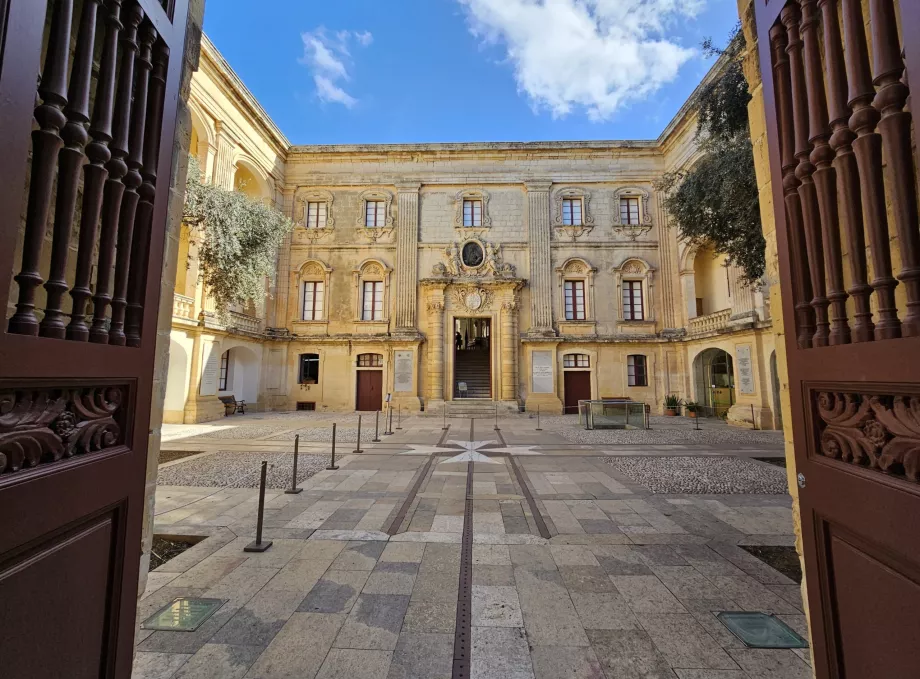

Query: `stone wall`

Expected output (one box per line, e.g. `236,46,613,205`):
139,0,206,602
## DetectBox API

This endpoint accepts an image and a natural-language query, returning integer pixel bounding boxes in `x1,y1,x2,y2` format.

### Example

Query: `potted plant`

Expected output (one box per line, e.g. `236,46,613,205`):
684,400,700,418
664,394,682,416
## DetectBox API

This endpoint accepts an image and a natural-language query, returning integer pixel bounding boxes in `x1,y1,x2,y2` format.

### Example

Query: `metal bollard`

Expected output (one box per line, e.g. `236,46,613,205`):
384,406,394,435
354,414,364,453
751,404,757,430
494,403,500,431
285,434,303,494
244,460,273,552
536,405,542,432
373,410,381,442
442,405,448,430
695,411,701,431
327,423,340,470
396,406,403,430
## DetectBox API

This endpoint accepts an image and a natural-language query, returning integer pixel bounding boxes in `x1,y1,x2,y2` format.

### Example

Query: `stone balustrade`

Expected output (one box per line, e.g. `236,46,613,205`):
688,308,731,335
173,293,195,320
227,311,263,335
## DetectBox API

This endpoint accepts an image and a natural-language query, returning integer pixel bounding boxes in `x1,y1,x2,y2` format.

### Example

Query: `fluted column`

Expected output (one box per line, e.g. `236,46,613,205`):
427,297,445,400
271,185,296,328
211,121,235,189
501,300,519,401
525,182,554,333
396,182,421,330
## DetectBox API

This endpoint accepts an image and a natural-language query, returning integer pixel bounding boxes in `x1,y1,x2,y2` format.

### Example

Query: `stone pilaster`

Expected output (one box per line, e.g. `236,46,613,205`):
271,185,297,328
395,183,421,330
427,293,446,402
211,121,236,189
501,301,518,400
655,192,681,329
525,182,554,334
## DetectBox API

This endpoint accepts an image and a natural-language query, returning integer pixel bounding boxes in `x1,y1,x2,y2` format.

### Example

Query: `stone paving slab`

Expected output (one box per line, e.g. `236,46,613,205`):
137,419,804,679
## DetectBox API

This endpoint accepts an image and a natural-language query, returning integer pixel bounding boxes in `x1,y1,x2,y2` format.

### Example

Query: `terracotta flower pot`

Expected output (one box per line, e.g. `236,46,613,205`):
665,408,677,416
686,411,697,418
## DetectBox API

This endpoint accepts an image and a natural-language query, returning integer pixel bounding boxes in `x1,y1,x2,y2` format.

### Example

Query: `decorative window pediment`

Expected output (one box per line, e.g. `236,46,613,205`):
352,259,392,322
357,189,395,242
453,189,492,230
555,258,597,324
294,259,332,324
612,187,653,241
614,258,656,323
552,187,595,241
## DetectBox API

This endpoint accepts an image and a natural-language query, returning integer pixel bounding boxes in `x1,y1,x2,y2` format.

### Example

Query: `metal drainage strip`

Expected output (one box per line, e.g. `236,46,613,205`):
452,460,474,679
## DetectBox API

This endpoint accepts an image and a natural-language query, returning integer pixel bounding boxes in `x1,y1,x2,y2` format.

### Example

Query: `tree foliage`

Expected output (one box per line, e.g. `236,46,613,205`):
183,156,293,314
655,26,765,284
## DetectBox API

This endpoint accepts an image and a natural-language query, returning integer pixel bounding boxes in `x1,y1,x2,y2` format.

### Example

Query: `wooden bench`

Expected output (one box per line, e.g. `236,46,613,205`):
218,395,246,416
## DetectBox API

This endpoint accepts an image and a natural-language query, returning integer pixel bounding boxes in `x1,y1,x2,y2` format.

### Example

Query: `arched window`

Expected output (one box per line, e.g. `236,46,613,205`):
297,260,332,323
614,258,655,323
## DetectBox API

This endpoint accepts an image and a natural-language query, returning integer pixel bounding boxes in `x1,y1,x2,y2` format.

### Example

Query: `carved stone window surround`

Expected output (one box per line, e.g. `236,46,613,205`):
357,189,395,243
454,188,492,234
613,258,656,323
555,257,598,333
294,189,336,242
552,187,595,241
612,187,653,241
292,259,333,331
353,259,393,325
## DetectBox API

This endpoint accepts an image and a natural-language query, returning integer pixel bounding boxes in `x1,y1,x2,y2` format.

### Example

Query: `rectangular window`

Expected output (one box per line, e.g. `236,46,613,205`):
463,199,483,227
358,353,383,367
623,280,644,320
362,281,384,320
563,354,590,368
562,198,583,226
365,201,386,227
564,280,586,320
627,355,648,387
299,354,320,384
306,201,327,228
302,281,325,321
218,351,229,391
620,197,640,225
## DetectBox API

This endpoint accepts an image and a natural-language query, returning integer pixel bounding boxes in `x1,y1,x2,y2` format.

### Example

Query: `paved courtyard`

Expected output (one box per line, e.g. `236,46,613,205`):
135,414,809,679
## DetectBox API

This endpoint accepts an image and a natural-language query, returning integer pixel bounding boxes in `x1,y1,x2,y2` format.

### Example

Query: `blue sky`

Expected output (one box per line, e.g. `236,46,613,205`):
202,0,741,145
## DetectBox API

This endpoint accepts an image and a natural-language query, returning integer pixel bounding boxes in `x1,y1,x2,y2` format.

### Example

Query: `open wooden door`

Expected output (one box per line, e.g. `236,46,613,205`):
0,1,190,677
754,0,920,676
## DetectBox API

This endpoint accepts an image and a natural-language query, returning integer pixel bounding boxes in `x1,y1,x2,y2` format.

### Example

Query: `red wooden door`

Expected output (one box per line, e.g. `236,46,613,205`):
564,371,591,414
356,371,383,411
0,1,190,677
754,0,920,676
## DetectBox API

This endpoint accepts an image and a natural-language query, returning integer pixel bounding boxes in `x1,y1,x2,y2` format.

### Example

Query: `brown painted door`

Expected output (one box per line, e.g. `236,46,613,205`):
564,371,591,414
0,1,190,677
356,371,383,411
755,1,920,676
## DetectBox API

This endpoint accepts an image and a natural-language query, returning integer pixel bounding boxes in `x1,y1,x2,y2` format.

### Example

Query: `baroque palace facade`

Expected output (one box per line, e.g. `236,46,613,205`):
167,36,780,428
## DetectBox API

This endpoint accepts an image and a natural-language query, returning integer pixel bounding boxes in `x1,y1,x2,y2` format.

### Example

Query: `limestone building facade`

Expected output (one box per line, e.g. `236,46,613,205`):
166,36,781,428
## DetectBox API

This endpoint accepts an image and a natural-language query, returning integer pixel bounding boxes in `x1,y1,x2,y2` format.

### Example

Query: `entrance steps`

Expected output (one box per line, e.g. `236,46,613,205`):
444,400,519,417
454,349,491,399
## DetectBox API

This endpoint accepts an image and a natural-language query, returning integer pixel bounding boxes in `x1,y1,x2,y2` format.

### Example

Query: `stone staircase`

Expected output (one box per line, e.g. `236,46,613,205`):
454,349,491,399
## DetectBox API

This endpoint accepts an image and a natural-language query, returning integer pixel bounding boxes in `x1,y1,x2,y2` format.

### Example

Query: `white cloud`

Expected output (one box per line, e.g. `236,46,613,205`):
300,28,373,108
458,0,703,121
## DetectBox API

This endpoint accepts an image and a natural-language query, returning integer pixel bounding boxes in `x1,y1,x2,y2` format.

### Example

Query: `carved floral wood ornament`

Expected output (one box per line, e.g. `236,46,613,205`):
816,391,920,483
0,387,124,476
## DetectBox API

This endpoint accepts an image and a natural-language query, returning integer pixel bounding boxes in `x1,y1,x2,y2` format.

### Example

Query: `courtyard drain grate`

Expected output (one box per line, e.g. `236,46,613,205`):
142,597,225,632
716,611,808,649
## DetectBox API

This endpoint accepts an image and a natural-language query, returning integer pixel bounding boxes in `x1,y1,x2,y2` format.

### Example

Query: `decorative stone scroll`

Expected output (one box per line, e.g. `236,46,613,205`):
816,391,920,483
294,188,335,243
451,286,494,313
453,188,492,231
0,386,124,476
432,239,516,279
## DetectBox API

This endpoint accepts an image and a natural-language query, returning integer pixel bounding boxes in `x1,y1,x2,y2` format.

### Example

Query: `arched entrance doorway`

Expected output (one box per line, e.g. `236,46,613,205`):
693,348,735,417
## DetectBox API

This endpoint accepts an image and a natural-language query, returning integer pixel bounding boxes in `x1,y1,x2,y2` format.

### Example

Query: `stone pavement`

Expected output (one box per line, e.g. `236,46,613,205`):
136,417,809,679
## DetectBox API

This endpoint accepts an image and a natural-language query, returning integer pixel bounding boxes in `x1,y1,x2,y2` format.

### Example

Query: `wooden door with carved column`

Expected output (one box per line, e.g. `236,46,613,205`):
0,1,190,677
755,0,920,676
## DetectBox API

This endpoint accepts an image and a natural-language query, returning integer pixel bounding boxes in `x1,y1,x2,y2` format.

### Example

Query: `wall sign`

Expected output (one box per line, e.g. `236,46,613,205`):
736,344,755,395
532,351,554,394
199,343,219,396
394,351,414,392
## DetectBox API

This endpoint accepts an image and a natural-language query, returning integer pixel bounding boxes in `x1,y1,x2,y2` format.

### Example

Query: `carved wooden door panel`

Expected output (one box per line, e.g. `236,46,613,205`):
755,0,920,676
0,1,190,677
357,370,383,412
